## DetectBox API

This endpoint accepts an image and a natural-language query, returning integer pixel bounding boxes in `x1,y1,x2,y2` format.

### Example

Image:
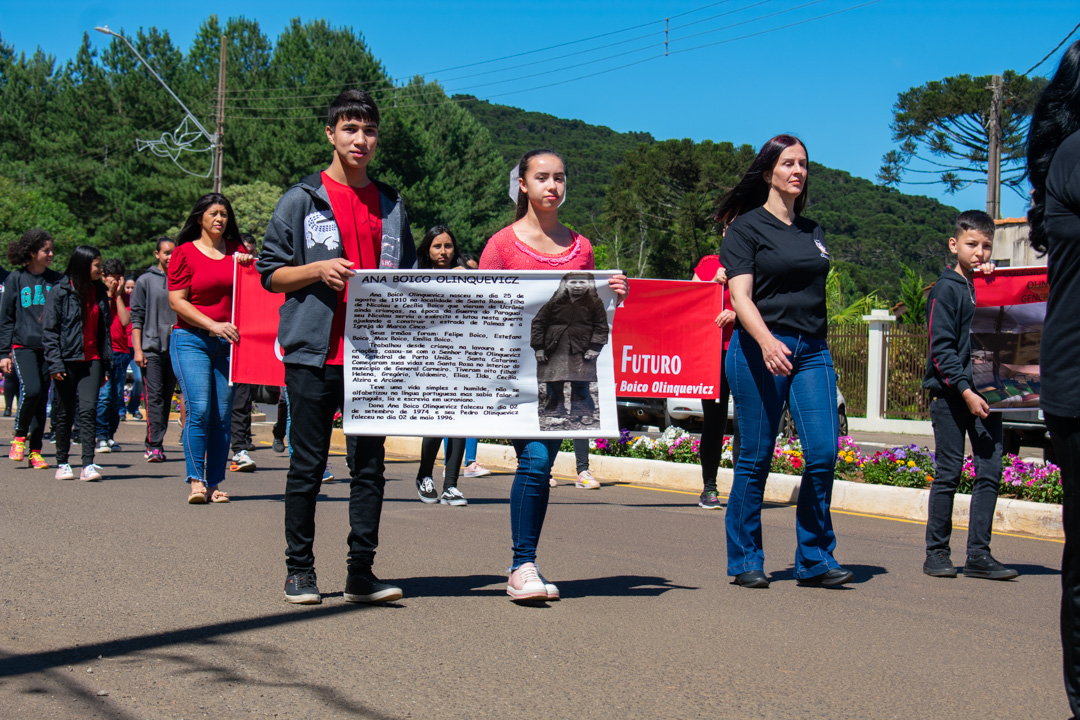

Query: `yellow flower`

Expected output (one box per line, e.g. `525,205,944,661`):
907,460,916,468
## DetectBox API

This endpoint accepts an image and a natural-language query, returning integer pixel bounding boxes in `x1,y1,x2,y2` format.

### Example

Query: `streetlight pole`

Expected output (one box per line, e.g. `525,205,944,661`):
94,25,217,178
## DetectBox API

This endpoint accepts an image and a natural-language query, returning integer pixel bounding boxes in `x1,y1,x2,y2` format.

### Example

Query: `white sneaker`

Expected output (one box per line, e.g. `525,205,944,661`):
439,486,468,506
55,464,74,481
95,439,111,454
230,450,256,472
462,461,491,478
416,476,438,503
81,464,103,482
536,568,560,601
575,470,600,489
507,562,548,601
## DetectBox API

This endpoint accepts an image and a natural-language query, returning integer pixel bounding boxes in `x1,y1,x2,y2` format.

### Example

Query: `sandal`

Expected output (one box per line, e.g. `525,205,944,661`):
209,489,230,503
187,480,208,504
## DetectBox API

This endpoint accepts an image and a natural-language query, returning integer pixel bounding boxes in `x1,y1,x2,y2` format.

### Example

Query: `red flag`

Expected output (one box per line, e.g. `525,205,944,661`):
612,279,724,398
230,261,285,386
973,266,1048,307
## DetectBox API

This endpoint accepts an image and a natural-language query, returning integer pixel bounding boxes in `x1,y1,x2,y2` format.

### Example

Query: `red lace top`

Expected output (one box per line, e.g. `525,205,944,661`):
479,225,594,271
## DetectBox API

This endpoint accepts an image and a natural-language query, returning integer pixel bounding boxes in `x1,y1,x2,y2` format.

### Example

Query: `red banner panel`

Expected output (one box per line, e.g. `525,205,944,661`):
612,279,723,399
974,266,1048,307
230,262,285,387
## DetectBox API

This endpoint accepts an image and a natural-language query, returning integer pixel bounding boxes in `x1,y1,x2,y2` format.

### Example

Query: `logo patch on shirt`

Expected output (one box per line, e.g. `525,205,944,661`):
814,238,829,258
304,212,340,251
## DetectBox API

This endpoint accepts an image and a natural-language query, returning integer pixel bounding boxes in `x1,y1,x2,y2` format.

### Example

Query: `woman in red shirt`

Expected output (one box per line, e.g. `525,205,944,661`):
480,148,627,602
168,193,253,504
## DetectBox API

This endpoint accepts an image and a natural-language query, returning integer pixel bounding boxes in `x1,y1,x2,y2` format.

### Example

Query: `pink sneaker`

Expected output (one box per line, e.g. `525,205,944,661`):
507,562,548,602
575,470,600,489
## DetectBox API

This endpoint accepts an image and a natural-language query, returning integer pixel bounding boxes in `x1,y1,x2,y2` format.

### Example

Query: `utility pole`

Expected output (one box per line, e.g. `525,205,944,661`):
985,74,1002,219
213,34,227,193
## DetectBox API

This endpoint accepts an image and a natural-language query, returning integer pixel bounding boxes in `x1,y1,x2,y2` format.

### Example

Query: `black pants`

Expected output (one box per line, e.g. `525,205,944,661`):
54,360,103,467
417,437,466,490
1048,415,1080,719
4,369,18,413
142,351,175,450
284,364,386,574
925,393,1002,557
273,388,287,442
12,347,51,452
230,382,252,453
700,371,741,492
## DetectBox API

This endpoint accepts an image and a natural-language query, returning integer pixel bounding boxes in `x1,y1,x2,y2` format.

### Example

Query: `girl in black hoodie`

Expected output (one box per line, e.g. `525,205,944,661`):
42,245,111,481
0,229,61,469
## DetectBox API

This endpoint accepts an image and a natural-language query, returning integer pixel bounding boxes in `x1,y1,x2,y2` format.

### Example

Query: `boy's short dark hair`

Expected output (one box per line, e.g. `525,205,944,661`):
328,89,380,129
954,210,996,242
103,258,126,277
239,233,257,253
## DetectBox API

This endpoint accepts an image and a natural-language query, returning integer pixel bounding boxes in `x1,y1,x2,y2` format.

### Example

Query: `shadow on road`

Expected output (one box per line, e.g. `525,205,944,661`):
767,564,888,586
399,573,697,599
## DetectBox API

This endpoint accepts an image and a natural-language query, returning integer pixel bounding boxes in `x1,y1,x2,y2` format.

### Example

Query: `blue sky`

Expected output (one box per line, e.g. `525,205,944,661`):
2,0,1075,218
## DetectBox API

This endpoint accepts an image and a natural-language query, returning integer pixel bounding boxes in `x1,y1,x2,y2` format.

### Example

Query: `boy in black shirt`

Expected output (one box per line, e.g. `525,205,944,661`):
922,210,1018,581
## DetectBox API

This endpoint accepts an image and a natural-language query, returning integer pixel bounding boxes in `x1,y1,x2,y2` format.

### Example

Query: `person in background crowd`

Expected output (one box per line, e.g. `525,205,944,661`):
169,193,253,504
413,224,469,505
43,245,110,481
230,233,259,473
94,258,131,455
131,238,179,463
121,275,143,421
0,262,16,418
480,148,626,602
692,255,740,509
257,89,414,605
716,134,851,589
0,229,60,470
1025,38,1080,720
460,438,490,478
548,438,599,489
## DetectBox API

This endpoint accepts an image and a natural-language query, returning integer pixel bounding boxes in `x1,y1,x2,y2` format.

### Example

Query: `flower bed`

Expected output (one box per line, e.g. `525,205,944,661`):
570,428,1063,505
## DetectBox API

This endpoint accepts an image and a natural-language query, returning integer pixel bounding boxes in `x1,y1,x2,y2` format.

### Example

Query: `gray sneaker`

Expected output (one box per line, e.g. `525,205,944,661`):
284,571,321,604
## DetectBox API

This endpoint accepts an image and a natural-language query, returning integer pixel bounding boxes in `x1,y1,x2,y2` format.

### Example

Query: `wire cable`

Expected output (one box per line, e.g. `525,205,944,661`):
1022,20,1080,77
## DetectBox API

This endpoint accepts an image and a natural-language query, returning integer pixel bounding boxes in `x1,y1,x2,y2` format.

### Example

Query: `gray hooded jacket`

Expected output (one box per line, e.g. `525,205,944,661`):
255,172,416,368
129,265,176,353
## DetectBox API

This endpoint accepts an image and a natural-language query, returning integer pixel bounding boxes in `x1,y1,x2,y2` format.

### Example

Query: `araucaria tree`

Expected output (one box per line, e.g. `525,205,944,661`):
877,71,1045,201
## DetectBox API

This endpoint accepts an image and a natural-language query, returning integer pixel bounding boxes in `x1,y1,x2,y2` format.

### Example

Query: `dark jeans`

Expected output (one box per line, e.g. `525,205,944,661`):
285,364,386,574
509,439,561,569
1046,414,1080,719
725,329,840,579
142,350,175,450
96,350,131,441
926,393,1002,557
54,360,103,467
573,438,589,473
700,370,741,492
273,388,288,442
418,437,465,489
231,382,252,453
12,347,50,451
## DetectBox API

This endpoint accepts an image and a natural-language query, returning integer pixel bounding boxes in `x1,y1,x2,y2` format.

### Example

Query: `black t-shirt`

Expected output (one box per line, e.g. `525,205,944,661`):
1041,128,1080,417
717,206,830,338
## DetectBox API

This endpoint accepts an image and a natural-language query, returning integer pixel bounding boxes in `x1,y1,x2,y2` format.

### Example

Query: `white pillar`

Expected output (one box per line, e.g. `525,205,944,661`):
862,309,896,421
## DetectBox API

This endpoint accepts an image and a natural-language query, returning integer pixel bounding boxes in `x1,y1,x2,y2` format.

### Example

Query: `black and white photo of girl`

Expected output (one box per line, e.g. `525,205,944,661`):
531,272,609,429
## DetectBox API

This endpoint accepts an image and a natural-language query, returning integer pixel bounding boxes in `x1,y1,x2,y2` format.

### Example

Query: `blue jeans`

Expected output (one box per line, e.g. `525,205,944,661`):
127,361,143,414
509,439,562,569
170,329,233,487
96,351,132,441
725,329,840,579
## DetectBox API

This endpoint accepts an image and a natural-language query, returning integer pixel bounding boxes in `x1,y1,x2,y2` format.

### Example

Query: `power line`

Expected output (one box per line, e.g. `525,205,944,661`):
1022,20,1080,77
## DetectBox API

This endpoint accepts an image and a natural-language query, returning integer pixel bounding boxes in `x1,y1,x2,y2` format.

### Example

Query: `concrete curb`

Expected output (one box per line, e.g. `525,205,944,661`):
329,434,1062,541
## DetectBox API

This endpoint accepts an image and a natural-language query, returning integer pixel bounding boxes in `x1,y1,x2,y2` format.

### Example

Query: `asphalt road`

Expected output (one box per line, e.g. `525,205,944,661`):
0,419,1069,719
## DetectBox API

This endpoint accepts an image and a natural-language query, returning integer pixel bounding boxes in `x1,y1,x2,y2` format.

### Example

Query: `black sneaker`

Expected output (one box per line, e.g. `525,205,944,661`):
923,551,957,577
963,554,1019,580
416,476,438,503
284,571,321,604
272,438,285,454
698,490,723,509
344,569,402,603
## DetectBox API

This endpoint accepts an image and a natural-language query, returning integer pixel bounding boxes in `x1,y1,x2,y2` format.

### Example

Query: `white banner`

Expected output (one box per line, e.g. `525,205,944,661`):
344,269,619,438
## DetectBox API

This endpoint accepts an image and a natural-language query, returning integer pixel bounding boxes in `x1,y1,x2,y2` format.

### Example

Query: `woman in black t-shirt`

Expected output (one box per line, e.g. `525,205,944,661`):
1026,39,1080,718
716,134,851,589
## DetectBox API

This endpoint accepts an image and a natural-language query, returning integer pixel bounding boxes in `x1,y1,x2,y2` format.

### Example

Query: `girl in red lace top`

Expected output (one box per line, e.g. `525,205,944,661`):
480,149,627,603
